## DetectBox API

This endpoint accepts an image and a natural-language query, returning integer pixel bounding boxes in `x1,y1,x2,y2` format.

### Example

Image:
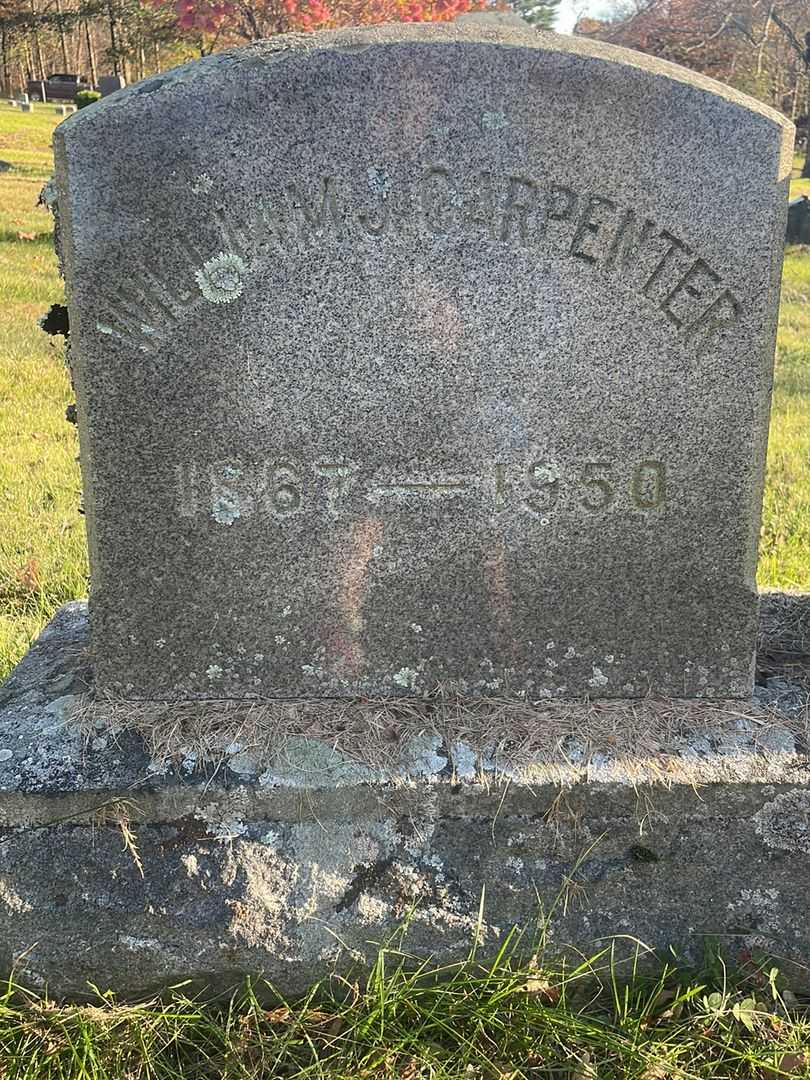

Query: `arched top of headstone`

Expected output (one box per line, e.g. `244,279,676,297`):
60,18,792,152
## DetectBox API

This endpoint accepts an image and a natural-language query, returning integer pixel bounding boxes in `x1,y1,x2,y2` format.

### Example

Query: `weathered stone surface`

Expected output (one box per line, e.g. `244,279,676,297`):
2,603,810,996
54,21,793,700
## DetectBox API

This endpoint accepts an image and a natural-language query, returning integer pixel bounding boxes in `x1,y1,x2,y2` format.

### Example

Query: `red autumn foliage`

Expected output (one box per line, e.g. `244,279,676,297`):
574,0,739,79
575,0,810,101
154,0,490,42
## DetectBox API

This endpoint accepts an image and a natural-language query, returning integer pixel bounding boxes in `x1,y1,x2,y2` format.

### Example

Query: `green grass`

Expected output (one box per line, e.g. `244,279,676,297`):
762,158,810,588
760,241,810,588
1,936,810,1078
0,105,809,677
0,103,87,679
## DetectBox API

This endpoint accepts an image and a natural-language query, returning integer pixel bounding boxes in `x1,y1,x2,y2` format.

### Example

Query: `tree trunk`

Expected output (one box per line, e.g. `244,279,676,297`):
790,66,800,120
69,25,78,72
30,0,46,82
84,20,97,85
32,33,45,80
54,0,70,71
803,79,810,180
1,30,11,97
108,0,120,76
29,0,46,80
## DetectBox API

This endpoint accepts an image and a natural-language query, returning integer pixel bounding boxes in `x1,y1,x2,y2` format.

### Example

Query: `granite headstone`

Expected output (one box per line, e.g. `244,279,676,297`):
53,19,793,700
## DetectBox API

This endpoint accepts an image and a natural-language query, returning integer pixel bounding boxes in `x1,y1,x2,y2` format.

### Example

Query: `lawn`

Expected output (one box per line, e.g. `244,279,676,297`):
0,105,809,680
2,940,810,1078
0,104,86,680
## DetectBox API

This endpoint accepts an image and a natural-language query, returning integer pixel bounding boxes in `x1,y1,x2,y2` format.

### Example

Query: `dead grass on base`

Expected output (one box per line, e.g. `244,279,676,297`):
75,689,810,786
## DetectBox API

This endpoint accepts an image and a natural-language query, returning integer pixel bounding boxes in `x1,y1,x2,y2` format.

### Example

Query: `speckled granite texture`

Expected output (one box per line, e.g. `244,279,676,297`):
1,600,810,997
53,19,793,699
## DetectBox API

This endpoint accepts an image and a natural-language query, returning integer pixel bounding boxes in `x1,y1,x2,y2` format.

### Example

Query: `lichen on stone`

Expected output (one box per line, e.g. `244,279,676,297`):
753,789,810,853
194,251,247,304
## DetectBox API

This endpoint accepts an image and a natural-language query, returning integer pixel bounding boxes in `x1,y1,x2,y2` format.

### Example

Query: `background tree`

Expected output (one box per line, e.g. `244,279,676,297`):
0,0,193,93
152,0,493,48
0,0,523,95
512,0,559,29
575,0,810,171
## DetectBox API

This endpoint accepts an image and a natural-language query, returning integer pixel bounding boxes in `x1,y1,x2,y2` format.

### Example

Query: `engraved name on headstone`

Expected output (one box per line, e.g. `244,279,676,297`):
54,20,793,699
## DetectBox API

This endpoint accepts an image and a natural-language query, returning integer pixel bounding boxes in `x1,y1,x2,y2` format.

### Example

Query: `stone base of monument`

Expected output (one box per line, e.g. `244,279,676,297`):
0,597,809,998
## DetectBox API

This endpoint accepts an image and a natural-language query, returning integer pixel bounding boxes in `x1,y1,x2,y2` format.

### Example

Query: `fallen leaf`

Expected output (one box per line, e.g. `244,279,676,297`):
264,1006,292,1024
761,1051,810,1077
782,1053,810,1073
523,976,561,1002
15,558,40,592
